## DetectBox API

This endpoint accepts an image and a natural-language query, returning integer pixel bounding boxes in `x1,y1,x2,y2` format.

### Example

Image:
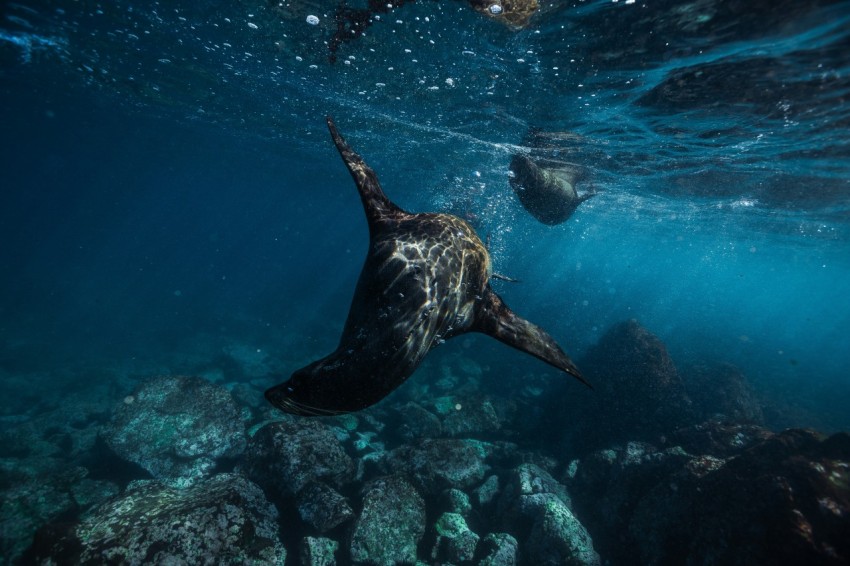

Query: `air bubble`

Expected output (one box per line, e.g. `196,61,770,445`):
489,4,503,14
306,14,319,25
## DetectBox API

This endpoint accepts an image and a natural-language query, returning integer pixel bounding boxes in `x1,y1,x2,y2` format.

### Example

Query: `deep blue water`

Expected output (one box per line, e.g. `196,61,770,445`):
3,0,848,427
1,0,850,562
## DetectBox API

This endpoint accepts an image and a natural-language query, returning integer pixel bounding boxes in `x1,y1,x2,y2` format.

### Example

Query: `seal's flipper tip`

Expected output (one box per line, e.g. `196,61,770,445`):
474,288,590,388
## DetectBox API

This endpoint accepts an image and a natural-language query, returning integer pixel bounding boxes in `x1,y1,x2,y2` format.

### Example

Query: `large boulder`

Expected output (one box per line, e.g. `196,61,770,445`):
476,532,518,566
497,463,599,565
554,320,694,456
301,536,339,566
296,481,355,532
431,512,480,563
682,362,764,424
385,438,491,495
350,475,426,565
241,419,355,497
30,473,286,564
524,493,600,566
101,375,246,486
566,429,850,565
0,458,117,563
634,429,850,565
564,441,694,562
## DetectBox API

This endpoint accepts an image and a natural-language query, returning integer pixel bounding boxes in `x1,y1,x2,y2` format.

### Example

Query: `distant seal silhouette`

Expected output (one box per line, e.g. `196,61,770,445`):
265,117,588,416
509,154,595,225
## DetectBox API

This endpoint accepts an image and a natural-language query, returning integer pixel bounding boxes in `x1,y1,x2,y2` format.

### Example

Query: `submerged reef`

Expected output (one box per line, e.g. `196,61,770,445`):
101,375,247,487
3,323,848,564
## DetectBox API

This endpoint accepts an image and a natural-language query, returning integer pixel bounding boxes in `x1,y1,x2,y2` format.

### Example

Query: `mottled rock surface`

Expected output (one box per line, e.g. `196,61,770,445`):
476,532,518,566
682,362,764,424
350,475,426,565
301,536,339,566
0,458,117,563
496,463,599,565
30,473,286,564
553,320,694,456
386,438,490,494
296,481,354,532
635,429,850,565
101,375,246,485
568,428,850,565
241,419,355,497
431,511,480,562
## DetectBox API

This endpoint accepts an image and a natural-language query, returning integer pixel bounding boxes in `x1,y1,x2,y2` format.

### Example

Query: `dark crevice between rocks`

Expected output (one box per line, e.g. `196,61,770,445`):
79,436,153,488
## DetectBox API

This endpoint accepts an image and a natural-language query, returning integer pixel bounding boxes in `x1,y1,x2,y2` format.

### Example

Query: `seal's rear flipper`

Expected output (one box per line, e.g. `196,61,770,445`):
472,288,591,388
326,116,406,232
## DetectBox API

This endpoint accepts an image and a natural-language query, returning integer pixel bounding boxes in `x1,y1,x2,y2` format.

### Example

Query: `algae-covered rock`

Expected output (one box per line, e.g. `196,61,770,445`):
682,362,764,424
350,475,425,565
301,536,339,566
0,455,119,564
476,532,518,566
101,375,246,485
441,487,472,517
634,429,850,565
241,419,355,496
31,473,286,564
296,481,354,532
386,438,490,494
431,511,480,563
524,493,600,565
473,474,501,509
555,320,694,455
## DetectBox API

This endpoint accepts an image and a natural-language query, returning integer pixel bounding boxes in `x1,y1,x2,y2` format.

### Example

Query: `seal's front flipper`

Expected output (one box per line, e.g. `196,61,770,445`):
326,116,406,231
472,288,590,388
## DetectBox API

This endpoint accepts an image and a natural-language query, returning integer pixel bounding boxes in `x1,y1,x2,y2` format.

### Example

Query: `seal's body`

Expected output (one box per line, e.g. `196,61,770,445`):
265,117,588,416
510,154,595,225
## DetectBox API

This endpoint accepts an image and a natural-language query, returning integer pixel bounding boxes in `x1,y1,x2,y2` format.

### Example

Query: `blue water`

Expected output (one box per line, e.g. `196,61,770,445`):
1,0,849,560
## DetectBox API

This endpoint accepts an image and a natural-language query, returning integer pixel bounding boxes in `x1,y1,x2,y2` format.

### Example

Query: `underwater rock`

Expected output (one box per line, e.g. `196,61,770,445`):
473,474,501,509
440,487,473,517
509,154,595,225
632,429,850,565
101,375,246,486
431,511,480,563
296,481,355,533
1,396,111,461
566,429,850,564
31,473,286,564
476,532,519,566
350,475,426,565
668,419,773,458
393,402,443,441
682,362,764,424
0,458,115,563
494,463,598,564
524,493,601,566
434,395,502,438
564,441,693,561
386,438,491,495
556,320,694,456
496,463,573,534
511,463,572,508
229,381,267,410
241,419,355,497
301,536,339,566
